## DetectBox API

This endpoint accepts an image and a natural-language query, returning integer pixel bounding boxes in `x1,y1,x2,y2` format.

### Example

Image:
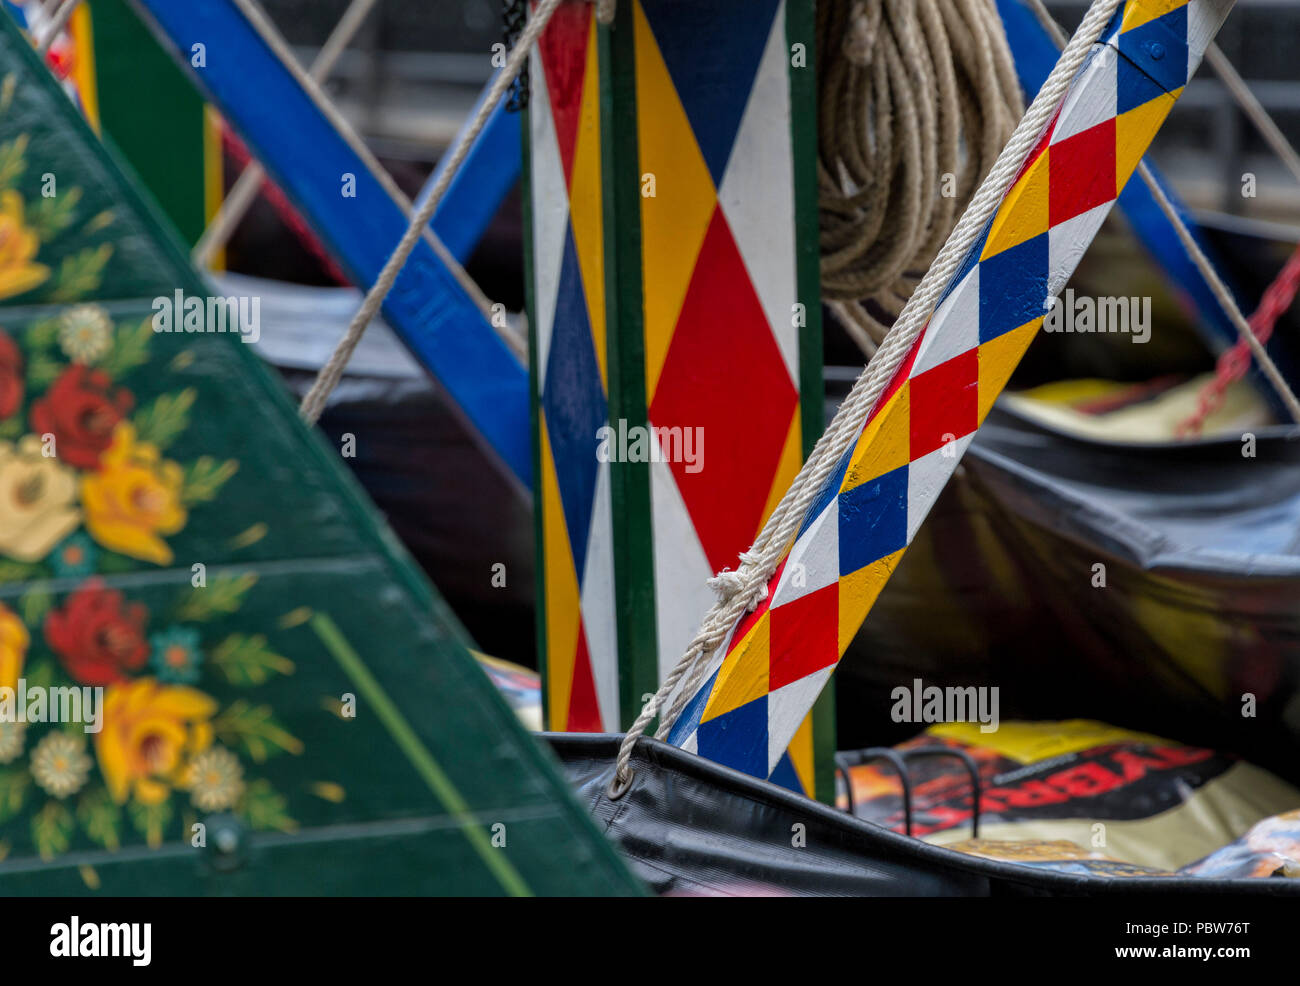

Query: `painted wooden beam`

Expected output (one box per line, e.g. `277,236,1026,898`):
127,0,532,486
666,0,1238,780
420,74,520,266
89,0,221,250
526,1,618,733
997,0,1300,419
527,0,834,799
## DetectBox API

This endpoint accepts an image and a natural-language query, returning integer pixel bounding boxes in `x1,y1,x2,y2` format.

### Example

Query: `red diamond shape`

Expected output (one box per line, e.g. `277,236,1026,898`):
768,582,839,692
649,206,798,574
566,621,602,732
909,349,978,459
536,2,592,186
1049,117,1116,227
1013,105,1059,187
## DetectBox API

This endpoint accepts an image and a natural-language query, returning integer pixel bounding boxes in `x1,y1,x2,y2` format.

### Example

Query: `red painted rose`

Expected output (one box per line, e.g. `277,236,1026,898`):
0,330,22,419
30,365,133,469
45,578,149,686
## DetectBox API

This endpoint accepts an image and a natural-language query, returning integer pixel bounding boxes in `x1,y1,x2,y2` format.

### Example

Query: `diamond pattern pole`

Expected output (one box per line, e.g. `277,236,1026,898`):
525,0,834,799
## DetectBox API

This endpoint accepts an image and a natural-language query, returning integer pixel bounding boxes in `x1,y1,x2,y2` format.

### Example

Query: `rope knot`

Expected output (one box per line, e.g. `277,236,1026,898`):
707,550,768,612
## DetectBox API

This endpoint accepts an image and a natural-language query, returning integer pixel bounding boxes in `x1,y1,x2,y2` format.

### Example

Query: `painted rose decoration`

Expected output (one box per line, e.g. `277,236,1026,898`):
0,134,311,866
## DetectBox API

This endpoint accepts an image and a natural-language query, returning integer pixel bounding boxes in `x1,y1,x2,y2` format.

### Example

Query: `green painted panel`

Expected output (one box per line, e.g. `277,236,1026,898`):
0,14,640,896
88,0,211,248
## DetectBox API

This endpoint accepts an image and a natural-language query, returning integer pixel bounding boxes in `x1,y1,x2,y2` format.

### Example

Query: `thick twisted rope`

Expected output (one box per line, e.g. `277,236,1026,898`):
819,0,1022,352
609,0,1126,796
297,0,562,423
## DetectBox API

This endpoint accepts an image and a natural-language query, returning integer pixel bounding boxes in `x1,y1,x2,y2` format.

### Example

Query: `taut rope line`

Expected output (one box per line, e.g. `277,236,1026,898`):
226,0,524,385
193,0,381,268
38,0,80,56
1021,0,1300,426
297,0,563,422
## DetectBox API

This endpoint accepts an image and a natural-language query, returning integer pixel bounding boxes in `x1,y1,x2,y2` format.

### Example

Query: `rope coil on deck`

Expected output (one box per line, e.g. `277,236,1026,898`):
818,0,1022,352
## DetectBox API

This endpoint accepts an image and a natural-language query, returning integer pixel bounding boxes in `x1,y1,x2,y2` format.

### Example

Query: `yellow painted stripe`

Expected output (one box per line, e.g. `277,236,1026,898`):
70,6,98,132
539,424,580,729
570,15,607,391
309,613,532,896
203,105,225,269
634,0,716,401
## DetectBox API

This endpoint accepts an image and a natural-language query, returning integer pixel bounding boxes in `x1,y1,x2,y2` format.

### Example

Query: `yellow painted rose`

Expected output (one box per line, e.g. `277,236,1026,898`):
0,600,27,692
0,186,49,300
0,435,81,562
81,423,187,566
95,677,216,806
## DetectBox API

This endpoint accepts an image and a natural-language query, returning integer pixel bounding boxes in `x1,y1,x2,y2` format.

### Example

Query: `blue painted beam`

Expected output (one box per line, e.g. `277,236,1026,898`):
997,0,1298,417
128,0,531,486
423,75,521,265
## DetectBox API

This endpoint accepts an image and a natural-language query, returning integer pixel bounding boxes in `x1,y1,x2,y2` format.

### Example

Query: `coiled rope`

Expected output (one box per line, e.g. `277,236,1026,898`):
818,0,1023,353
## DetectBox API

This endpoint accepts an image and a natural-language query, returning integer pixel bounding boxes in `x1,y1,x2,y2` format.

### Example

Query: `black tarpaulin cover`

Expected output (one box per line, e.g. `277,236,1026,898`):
549,734,1300,896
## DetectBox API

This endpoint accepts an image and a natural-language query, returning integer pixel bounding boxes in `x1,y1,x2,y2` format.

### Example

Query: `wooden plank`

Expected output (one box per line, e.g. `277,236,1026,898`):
666,0,1237,780
527,1,622,731
528,0,834,798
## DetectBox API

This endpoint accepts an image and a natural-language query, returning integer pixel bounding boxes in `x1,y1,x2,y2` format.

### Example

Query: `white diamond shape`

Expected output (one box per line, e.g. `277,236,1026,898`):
649,450,716,683
717,2,799,385
580,456,619,731
906,435,972,541
765,666,835,777
771,495,839,608
915,263,980,375
529,51,570,383
1051,44,1118,144
1047,200,1113,296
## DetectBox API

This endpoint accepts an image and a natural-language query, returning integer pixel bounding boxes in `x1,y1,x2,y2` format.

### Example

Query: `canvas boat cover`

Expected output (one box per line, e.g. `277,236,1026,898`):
551,733,1300,896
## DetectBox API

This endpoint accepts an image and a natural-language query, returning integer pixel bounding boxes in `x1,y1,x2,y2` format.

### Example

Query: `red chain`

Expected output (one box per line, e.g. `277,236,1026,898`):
219,124,350,286
1177,240,1300,437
